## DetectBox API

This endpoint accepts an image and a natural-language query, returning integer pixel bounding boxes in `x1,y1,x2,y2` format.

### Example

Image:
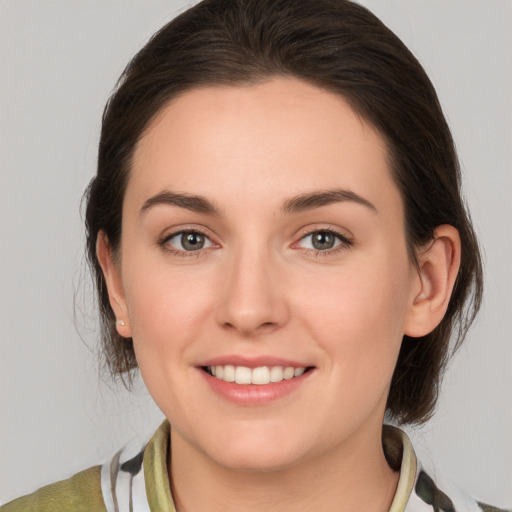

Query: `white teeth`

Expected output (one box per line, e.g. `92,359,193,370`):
283,367,295,380
235,366,252,384
223,364,235,382
207,365,307,385
251,366,270,385
270,366,284,382
294,367,305,377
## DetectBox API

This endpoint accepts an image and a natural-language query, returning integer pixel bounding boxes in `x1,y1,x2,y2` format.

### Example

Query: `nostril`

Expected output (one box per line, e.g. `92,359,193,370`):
221,319,279,336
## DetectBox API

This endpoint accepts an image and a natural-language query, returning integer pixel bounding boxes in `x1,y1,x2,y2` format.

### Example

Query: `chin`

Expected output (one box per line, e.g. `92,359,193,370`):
198,422,308,472
214,443,304,473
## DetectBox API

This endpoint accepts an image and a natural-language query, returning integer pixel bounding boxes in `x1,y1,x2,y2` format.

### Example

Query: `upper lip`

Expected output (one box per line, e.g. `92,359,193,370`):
198,355,312,368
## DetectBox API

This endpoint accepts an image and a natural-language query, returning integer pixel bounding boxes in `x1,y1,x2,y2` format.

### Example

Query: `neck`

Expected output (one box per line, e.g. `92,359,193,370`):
168,423,399,512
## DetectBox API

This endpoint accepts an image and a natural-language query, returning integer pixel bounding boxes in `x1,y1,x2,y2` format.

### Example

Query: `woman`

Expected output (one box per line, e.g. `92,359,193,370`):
1,0,509,510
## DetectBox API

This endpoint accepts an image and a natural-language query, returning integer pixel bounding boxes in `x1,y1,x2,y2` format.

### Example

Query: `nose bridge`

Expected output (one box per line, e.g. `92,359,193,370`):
216,239,288,336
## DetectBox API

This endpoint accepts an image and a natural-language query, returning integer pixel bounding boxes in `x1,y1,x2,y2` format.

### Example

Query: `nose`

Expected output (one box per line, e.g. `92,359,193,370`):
215,248,290,337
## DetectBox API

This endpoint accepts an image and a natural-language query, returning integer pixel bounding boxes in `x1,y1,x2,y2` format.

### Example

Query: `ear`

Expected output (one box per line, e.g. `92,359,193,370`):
96,231,132,338
404,225,461,338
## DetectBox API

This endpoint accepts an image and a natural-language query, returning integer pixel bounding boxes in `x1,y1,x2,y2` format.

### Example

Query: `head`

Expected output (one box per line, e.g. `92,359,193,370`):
85,0,482,432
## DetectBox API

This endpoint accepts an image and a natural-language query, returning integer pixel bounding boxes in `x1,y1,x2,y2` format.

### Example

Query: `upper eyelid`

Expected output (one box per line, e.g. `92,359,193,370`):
299,233,350,247
160,229,216,257
161,225,216,243
301,228,350,240
294,226,353,244
297,232,354,260
158,225,353,249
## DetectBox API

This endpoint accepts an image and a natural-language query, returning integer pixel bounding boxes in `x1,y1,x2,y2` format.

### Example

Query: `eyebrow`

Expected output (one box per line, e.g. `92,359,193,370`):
140,187,377,217
140,191,220,216
282,189,377,214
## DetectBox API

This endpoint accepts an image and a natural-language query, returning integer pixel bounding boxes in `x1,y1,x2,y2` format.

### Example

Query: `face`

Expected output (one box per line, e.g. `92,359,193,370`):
105,78,423,471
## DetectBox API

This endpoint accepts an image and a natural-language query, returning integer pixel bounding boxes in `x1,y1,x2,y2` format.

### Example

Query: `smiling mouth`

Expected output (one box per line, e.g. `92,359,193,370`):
203,365,313,385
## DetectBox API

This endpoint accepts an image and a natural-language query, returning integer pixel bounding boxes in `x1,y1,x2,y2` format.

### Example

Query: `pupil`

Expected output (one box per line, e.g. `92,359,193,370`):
182,232,204,250
312,232,335,250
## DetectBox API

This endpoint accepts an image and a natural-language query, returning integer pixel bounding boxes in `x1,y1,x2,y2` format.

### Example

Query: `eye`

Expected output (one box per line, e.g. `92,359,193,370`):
164,230,213,252
297,229,350,252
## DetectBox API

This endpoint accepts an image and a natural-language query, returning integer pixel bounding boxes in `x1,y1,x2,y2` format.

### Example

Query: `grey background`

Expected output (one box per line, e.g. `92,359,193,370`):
0,0,511,505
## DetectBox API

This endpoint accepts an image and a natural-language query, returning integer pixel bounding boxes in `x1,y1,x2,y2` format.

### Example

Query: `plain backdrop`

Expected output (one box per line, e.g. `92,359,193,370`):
0,0,511,506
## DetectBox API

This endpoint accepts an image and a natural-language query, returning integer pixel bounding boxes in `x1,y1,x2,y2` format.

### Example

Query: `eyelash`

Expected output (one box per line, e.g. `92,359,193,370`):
160,229,215,258
296,228,353,257
159,227,353,258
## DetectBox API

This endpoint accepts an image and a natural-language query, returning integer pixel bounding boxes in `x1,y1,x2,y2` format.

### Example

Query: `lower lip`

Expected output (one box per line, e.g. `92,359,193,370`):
199,368,313,405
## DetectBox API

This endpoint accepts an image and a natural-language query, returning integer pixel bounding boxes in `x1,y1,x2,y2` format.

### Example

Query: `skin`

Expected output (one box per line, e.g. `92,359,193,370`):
98,78,460,512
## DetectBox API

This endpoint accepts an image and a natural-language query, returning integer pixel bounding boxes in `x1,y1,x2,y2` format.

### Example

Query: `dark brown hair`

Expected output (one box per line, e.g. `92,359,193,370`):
84,0,483,424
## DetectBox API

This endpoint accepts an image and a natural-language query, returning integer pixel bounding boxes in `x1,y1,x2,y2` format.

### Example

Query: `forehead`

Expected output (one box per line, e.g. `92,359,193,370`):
128,78,400,216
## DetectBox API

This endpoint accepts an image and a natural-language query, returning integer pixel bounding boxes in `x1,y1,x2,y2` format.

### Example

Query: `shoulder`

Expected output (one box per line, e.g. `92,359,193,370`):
385,426,512,512
0,421,171,512
0,465,106,512
411,466,511,512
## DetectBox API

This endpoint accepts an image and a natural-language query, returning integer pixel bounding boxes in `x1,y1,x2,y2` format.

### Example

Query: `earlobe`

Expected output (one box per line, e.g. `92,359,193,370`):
96,231,132,338
404,225,461,338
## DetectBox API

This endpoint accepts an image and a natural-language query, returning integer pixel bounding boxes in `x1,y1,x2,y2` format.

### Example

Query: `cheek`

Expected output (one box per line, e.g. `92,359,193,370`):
120,261,221,417
296,253,412,378
121,258,217,365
